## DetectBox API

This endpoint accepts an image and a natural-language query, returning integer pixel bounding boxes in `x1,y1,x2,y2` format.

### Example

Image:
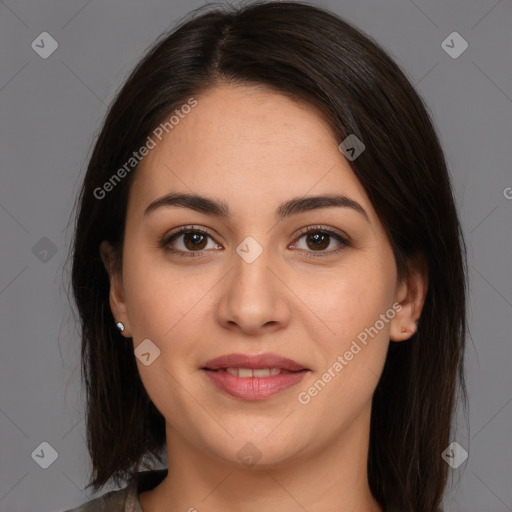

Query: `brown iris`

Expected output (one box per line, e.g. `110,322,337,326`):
305,232,329,251
183,232,208,251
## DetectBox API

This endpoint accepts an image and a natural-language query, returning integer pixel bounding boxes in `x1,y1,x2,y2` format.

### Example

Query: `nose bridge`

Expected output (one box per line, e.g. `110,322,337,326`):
232,234,275,295
216,233,289,332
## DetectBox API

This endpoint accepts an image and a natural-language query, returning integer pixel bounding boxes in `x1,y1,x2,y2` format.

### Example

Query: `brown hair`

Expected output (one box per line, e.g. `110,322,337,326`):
70,2,468,510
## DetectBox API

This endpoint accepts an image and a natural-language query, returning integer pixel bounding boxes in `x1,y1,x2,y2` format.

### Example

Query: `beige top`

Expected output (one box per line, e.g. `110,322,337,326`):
61,469,168,511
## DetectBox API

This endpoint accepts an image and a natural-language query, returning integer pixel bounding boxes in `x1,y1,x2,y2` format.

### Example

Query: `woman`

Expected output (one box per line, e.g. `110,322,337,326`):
66,1,468,510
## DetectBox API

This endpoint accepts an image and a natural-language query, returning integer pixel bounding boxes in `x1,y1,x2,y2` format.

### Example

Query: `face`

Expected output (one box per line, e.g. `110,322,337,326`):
102,83,423,468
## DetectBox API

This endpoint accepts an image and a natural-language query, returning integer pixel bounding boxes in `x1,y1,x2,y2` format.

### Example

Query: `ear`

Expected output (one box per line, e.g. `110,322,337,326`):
100,241,131,337
390,254,428,342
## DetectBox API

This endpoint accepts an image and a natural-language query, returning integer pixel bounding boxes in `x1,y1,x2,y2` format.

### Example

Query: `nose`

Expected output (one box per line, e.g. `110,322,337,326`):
215,243,291,336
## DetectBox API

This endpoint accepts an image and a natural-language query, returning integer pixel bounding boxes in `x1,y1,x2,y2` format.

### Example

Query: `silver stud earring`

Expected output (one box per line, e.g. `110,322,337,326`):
116,322,125,332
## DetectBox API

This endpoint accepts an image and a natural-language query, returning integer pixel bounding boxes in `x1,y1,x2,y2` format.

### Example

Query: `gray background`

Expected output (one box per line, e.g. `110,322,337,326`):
0,0,511,510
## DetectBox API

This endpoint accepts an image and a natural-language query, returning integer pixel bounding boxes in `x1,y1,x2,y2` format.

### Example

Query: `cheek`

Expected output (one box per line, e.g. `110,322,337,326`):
313,254,396,398
122,248,220,373
122,246,194,332
293,253,396,347
295,268,394,427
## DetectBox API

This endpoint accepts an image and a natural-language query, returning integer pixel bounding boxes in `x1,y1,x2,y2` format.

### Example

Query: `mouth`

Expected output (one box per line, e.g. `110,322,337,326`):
202,352,309,372
201,353,310,400
203,367,303,377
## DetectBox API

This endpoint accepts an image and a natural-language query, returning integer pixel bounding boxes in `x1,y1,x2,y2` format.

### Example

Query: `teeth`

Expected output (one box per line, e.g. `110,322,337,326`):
239,368,253,378
225,368,282,377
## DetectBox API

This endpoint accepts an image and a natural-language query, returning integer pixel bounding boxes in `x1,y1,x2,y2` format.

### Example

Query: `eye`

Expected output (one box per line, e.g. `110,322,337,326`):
291,226,351,257
160,225,351,259
161,226,221,258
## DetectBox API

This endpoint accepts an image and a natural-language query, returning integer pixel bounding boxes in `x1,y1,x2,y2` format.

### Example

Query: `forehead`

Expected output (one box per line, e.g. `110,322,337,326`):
129,84,376,224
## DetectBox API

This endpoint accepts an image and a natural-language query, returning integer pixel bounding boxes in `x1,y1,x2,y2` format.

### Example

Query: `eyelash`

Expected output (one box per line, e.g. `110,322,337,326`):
160,225,351,259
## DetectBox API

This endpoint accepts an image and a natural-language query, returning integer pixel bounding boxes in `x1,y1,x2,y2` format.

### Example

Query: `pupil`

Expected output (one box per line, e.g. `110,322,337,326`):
308,233,328,250
185,233,206,250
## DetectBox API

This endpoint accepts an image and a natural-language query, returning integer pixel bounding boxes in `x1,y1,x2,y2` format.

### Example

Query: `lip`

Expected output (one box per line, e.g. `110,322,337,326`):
202,353,308,372
201,352,310,401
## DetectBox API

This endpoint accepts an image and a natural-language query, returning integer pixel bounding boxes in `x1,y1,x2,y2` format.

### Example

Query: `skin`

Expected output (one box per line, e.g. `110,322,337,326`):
101,83,427,512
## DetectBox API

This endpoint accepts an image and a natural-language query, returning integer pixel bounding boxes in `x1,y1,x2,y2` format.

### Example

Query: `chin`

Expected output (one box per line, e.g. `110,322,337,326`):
206,433,309,469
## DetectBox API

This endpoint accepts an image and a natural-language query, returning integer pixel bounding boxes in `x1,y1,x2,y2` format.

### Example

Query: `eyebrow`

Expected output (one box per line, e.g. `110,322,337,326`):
144,192,369,223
